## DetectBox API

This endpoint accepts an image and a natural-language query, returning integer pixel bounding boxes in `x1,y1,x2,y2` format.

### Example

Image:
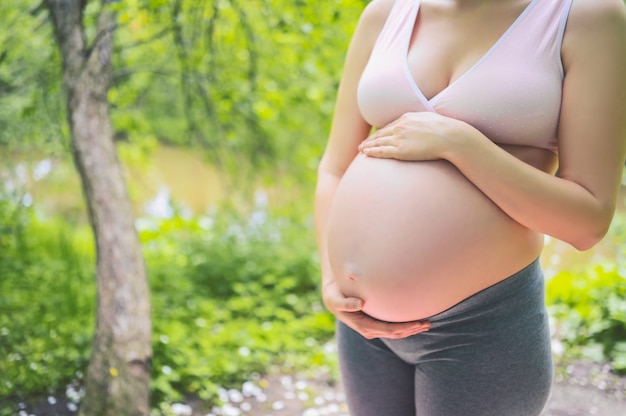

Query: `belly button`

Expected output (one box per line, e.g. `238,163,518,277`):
347,274,358,281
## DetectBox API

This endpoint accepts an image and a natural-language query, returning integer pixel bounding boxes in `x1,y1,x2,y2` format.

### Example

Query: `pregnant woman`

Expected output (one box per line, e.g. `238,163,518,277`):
314,0,626,415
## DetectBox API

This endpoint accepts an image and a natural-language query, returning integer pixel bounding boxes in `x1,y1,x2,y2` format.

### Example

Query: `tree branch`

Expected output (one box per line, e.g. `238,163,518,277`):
29,1,47,17
84,0,117,88
115,25,174,50
44,0,86,73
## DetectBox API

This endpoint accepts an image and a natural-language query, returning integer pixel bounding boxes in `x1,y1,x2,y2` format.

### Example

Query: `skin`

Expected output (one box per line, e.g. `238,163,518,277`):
315,0,626,339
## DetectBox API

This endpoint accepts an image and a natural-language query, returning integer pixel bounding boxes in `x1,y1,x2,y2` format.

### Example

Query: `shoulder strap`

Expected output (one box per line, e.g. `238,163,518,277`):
510,0,573,52
369,0,417,55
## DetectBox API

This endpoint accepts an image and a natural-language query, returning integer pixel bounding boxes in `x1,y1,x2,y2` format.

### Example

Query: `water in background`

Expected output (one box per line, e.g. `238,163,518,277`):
1,145,624,273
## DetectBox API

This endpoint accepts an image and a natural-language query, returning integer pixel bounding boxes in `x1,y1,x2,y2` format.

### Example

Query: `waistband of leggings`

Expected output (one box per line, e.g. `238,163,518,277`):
424,258,543,322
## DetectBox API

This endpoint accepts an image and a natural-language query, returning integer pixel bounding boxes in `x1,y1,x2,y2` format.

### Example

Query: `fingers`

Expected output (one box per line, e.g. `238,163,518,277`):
370,319,431,340
338,296,364,312
359,125,405,157
358,132,399,158
338,311,431,340
361,145,398,158
384,320,431,339
322,283,364,313
358,135,391,150
322,281,432,340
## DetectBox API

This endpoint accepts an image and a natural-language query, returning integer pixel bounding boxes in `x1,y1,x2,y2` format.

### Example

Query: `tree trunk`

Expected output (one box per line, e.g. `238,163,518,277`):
44,1,152,415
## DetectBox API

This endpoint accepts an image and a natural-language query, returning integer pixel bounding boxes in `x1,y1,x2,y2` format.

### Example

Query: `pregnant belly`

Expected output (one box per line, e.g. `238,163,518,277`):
327,154,542,322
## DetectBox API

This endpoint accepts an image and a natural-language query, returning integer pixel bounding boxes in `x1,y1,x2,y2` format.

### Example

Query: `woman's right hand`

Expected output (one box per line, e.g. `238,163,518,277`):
322,280,431,340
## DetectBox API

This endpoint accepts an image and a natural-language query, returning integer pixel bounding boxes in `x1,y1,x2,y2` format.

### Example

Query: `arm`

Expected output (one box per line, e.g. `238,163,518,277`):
360,0,626,251
446,0,626,250
315,0,430,338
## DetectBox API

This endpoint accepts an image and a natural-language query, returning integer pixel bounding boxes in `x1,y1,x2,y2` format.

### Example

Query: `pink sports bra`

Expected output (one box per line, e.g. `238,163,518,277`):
358,0,573,152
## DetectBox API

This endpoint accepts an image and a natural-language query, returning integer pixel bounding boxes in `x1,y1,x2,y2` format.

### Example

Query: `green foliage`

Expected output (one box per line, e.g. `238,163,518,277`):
547,262,626,372
545,203,626,371
0,200,335,412
0,0,66,152
142,211,335,407
1,165,625,411
108,0,368,185
2,0,368,186
8,0,626,410
0,202,95,404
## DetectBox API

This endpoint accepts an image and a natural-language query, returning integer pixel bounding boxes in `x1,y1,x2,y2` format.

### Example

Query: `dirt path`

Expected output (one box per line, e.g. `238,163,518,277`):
187,360,626,416
14,360,626,415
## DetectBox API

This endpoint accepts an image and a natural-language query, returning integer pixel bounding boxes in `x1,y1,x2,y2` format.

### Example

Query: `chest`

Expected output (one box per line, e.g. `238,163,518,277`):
408,1,533,101
357,0,568,152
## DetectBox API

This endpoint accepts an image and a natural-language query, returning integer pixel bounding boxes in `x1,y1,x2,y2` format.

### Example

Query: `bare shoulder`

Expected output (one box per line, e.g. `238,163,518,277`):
342,0,397,73
565,0,626,45
563,0,626,71
360,0,396,26
322,0,398,170
568,0,626,21
354,0,396,41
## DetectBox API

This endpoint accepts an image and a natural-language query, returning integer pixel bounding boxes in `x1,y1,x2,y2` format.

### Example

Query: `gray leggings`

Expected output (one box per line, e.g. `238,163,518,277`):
337,259,553,416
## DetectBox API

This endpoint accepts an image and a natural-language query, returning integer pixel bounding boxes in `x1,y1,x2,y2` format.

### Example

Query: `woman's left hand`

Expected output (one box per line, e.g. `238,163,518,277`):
358,111,466,161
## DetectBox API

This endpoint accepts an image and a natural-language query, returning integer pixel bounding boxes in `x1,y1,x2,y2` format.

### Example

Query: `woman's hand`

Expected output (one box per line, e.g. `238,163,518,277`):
358,111,466,161
322,280,431,340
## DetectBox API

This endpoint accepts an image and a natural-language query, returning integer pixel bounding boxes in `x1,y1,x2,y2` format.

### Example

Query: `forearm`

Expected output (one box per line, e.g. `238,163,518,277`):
443,126,618,251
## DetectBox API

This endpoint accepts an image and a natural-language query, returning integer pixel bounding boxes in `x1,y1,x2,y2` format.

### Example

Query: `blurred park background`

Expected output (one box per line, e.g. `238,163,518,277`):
0,0,625,415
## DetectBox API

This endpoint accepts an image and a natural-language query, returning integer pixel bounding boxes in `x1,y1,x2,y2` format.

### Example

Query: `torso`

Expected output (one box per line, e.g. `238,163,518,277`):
326,0,571,322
